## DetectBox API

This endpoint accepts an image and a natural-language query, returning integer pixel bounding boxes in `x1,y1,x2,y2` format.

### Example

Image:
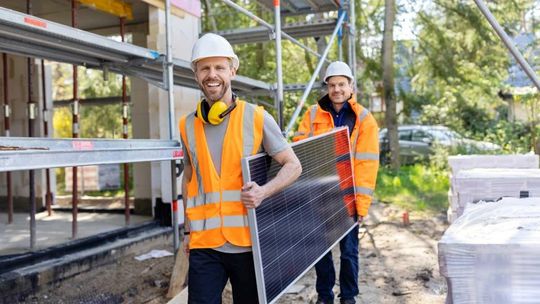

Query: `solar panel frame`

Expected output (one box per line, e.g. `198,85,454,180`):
241,128,357,304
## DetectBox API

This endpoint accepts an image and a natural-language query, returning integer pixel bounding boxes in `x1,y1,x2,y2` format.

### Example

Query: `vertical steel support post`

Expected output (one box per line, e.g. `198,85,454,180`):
41,60,53,216
338,0,344,62
473,0,540,91
71,0,80,239
349,0,357,91
165,0,180,251
120,17,130,226
27,0,37,250
2,53,13,224
274,0,284,129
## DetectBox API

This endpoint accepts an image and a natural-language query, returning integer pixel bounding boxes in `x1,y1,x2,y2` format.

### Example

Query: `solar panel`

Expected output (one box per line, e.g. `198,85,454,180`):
242,128,357,304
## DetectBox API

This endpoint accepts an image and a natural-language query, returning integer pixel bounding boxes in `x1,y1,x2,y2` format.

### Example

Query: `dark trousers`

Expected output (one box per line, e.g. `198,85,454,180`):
315,225,359,302
188,249,259,304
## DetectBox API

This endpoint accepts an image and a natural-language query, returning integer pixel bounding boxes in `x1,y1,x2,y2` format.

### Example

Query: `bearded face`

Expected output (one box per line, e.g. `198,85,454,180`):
194,57,236,104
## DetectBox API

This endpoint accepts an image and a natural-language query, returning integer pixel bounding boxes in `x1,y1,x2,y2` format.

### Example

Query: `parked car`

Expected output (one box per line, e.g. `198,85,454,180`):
379,125,501,164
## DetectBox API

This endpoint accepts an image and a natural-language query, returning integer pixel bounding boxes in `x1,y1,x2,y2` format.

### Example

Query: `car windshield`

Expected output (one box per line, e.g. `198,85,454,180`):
430,129,451,141
430,129,463,141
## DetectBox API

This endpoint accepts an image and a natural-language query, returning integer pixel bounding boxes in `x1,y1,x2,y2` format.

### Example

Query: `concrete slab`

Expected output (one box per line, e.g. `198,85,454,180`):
0,211,152,255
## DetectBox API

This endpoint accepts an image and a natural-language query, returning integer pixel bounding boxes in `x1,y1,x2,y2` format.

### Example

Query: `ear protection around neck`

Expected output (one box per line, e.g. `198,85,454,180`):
196,93,237,125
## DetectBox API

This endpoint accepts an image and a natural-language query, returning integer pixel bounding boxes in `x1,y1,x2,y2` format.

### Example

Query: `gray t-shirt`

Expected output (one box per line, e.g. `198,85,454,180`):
181,108,289,253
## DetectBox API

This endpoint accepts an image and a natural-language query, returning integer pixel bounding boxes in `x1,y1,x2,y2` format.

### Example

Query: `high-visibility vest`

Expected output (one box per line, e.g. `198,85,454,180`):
293,98,379,217
179,100,264,249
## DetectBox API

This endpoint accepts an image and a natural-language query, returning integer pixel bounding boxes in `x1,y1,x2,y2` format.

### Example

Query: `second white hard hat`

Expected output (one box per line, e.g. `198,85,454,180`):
191,33,239,71
324,61,354,83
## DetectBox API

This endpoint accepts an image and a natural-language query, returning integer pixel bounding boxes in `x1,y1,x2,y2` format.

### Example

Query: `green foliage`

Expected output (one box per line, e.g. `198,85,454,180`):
406,0,540,153
52,63,131,139
375,163,449,214
483,118,532,152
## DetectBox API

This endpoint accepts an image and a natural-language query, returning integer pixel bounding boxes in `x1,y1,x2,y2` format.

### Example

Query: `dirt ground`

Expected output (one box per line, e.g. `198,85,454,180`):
21,201,448,304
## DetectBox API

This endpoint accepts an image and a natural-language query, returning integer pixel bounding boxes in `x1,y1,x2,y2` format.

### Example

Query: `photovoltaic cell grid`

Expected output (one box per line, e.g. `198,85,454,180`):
242,128,357,304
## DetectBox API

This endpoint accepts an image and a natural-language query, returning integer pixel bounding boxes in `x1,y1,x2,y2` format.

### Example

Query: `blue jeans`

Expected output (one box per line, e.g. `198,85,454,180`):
315,225,359,302
188,249,259,304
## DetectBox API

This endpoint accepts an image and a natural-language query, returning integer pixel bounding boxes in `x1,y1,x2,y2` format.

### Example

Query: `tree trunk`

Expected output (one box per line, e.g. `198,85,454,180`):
382,0,399,169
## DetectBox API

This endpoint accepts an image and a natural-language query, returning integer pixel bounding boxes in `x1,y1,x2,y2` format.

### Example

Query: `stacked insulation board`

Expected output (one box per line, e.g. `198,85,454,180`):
439,197,540,303
447,154,539,222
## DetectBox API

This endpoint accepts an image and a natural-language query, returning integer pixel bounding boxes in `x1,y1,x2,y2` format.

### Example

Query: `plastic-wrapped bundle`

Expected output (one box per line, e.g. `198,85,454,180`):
439,198,540,303
448,154,539,175
449,168,540,220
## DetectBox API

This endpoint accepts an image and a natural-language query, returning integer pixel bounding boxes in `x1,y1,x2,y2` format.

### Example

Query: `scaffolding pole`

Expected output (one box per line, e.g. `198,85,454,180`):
220,0,327,61
284,12,347,135
41,60,53,216
26,0,37,250
165,0,180,251
349,0,357,90
71,0,80,239
2,53,13,224
473,0,540,91
275,0,284,129
120,16,130,226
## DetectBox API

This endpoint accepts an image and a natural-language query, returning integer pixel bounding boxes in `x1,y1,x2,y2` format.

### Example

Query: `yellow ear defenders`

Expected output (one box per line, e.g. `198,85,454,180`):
196,94,237,125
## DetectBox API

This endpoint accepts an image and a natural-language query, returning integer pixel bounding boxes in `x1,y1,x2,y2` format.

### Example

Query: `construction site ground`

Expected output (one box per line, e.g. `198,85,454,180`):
18,201,448,304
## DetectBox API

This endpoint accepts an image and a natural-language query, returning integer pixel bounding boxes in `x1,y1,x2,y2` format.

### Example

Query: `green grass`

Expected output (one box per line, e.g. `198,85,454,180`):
375,164,449,214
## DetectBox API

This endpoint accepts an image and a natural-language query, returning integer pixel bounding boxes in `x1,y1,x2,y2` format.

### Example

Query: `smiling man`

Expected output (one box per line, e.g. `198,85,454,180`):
178,33,301,304
293,61,379,304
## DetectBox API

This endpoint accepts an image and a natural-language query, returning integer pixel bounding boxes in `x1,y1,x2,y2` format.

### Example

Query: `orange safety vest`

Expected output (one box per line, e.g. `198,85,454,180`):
293,97,379,217
179,100,264,249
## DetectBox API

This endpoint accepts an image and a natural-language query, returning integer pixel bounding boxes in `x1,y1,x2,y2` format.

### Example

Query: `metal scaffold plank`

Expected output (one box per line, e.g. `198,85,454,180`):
0,137,182,172
0,6,272,95
217,19,337,45
0,7,158,61
258,0,340,15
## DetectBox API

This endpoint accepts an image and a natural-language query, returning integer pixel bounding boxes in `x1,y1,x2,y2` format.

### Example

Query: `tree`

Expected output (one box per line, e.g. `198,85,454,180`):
382,0,399,169
410,0,534,149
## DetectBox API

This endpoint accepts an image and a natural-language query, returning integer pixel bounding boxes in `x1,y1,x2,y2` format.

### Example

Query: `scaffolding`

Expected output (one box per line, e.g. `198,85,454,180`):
0,0,356,251
215,0,357,131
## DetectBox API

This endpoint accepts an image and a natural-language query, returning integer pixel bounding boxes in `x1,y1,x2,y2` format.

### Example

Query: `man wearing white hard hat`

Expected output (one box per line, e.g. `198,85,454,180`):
178,33,301,303
293,61,379,304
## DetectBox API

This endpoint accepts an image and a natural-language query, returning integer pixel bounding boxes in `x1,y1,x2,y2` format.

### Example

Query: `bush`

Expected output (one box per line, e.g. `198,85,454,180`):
375,162,449,214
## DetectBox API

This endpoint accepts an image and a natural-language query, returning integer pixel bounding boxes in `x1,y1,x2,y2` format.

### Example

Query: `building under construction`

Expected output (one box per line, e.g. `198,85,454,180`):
0,0,356,302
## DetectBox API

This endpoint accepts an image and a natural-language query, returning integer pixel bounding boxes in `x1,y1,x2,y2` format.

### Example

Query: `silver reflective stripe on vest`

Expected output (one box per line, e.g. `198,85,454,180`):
190,215,249,232
222,190,242,202
352,108,370,151
308,105,317,137
294,131,306,137
223,215,249,228
190,216,221,232
186,195,206,209
354,152,379,160
186,190,242,209
355,186,374,196
243,103,256,157
186,114,204,196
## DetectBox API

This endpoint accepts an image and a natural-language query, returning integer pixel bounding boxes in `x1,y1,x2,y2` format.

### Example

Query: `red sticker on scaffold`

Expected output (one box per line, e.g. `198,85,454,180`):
72,141,94,150
173,150,183,158
24,17,47,28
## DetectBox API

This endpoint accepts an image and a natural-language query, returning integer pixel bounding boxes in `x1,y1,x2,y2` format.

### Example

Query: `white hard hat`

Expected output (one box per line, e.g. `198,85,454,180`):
324,61,354,83
191,33,239,71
